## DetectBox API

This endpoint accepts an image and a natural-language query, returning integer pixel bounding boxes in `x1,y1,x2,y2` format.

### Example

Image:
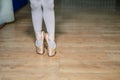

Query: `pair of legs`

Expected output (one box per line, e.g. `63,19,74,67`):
30,0,56,56
30,0,55,38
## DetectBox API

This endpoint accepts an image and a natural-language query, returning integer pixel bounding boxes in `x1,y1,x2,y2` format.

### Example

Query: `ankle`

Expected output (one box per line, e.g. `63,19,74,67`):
35,31,42,40
46,34,56,49
48,34,55,41
35,40,43,47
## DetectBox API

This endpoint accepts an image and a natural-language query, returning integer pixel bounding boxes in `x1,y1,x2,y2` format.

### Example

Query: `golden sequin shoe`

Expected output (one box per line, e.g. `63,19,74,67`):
35,31,45,55
45,33,56,57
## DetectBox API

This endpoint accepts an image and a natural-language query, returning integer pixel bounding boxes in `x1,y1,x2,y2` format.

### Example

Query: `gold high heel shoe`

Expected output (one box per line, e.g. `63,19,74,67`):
45,33,56,57
35,31,45,55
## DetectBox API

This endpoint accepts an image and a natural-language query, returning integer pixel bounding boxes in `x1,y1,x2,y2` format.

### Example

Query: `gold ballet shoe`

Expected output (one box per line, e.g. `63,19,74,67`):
45,33,56,57
35,31,45,55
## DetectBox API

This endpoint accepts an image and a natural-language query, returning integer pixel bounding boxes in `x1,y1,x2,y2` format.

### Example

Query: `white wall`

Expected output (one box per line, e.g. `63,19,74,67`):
0,0,14,25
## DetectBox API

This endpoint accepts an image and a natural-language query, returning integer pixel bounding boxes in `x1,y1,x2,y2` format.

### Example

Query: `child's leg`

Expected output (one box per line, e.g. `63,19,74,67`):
42,0,55,40
30,0,43,40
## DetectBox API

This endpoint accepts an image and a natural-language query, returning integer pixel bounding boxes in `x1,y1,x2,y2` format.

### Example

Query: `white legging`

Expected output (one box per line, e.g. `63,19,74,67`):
30,0,55,40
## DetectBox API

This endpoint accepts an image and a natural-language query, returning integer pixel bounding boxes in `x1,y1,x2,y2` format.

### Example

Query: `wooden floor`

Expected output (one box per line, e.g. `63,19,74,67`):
0,4,120,80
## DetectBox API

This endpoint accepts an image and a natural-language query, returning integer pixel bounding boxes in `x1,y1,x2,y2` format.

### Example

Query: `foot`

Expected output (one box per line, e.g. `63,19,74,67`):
35,31,45,55
45,33,56,57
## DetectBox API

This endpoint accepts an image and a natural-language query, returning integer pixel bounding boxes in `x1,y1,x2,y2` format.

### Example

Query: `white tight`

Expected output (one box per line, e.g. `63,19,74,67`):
30,0,56,48
30,0,55,39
